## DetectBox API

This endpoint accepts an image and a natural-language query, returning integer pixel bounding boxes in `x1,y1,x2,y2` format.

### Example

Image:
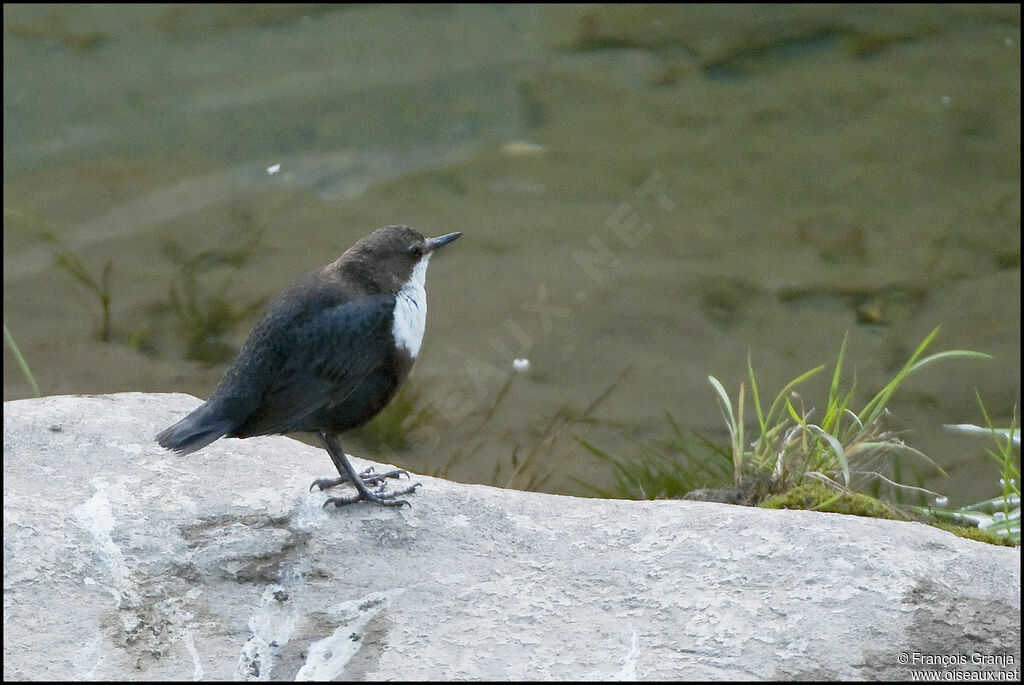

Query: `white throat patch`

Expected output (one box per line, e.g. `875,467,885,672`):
392,254,431,358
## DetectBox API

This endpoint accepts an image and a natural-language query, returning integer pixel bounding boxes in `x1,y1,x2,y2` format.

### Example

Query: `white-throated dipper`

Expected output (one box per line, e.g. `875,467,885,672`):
156,225,461,508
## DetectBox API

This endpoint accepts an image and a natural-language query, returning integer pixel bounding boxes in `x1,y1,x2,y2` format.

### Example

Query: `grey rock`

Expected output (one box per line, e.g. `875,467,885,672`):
4,393,1020,680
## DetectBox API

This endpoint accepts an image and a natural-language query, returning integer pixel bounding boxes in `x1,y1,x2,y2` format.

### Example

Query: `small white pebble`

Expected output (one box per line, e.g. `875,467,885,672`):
934,496,948,507
266,163,281,175
513,358,530,373
940,95,952,107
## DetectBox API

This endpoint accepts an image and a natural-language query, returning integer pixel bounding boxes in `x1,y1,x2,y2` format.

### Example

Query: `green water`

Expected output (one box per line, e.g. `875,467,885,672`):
4,4,1020,503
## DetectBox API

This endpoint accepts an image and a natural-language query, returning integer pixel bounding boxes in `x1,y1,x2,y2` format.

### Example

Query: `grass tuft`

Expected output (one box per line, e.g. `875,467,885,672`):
41,232,114,342
930,397,1020,544
710,326,990,497
580,327,1014,546
355,382,438,452
577,414,731,499
162,232,265,363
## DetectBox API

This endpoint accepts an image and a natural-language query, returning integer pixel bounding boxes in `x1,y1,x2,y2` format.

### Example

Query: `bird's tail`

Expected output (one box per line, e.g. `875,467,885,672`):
156,400,238,455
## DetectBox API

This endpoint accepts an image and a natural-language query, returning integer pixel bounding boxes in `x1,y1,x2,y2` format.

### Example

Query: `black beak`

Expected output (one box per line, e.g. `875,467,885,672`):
426,232,462,252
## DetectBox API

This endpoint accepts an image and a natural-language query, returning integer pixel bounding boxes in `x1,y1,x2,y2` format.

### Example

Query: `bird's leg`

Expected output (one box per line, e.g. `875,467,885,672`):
313,432,421,508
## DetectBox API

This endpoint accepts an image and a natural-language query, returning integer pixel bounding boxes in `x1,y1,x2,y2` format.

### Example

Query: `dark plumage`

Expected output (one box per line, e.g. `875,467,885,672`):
157,225,461,507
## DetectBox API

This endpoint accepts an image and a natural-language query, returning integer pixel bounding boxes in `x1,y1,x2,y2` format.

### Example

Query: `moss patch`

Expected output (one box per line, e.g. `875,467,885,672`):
759,482,1016,547
928,521,1017,548
759,482,909,520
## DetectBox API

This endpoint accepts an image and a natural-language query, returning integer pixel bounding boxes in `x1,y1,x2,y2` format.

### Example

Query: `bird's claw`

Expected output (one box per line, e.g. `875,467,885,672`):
310,477,344,492
322,481,422,509
309,466,410,492
361,467,411,485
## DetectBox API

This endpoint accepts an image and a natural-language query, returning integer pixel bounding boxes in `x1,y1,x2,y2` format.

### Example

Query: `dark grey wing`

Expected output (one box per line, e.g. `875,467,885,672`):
232,293,396,436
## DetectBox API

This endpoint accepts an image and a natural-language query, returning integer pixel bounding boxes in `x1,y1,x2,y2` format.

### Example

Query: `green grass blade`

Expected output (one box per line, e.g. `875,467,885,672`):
809,425,850,486
708,375,736,435
828,332,848,404
859,326,991,427
735,382,745,486
4,323,40,396
748,350,765,432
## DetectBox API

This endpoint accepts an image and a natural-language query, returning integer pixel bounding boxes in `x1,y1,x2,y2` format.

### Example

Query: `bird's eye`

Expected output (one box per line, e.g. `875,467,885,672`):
408,244,423,257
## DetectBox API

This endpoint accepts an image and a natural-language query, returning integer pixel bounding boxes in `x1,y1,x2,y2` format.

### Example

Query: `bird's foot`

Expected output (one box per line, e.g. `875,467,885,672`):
309,466,411,492
323,480,422,508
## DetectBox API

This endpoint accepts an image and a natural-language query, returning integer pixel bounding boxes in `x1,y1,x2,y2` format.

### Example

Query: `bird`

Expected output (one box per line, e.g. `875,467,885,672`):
156,225,461,508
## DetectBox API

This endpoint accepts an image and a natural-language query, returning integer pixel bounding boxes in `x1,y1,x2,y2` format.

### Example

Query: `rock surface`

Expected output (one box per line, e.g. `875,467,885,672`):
4,393,1020,680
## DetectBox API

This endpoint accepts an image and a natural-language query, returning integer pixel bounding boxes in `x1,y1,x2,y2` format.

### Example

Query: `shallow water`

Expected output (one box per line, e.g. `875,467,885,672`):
4,5,1020,503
